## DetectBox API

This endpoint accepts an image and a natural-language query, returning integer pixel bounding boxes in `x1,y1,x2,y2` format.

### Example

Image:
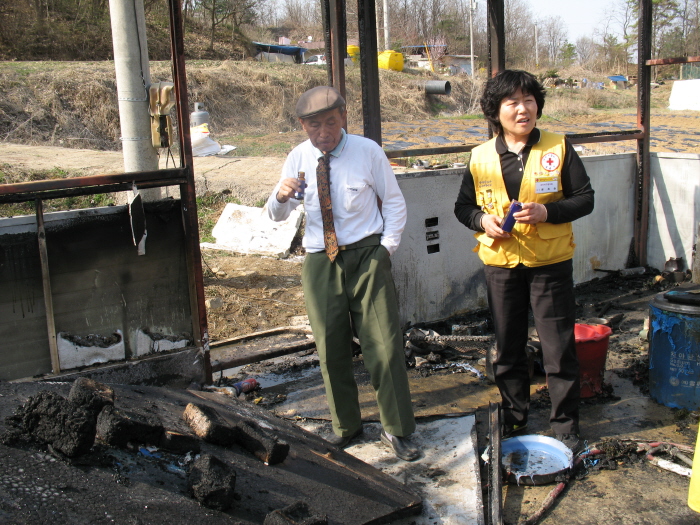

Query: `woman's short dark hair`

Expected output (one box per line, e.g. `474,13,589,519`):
480,69,546,136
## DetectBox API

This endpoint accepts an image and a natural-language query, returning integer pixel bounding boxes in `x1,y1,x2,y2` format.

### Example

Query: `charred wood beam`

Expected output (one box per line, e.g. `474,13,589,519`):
488,401,503,525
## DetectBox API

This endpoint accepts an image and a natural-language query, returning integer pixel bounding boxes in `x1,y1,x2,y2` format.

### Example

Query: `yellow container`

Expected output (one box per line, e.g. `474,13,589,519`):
377,50,404,72
689,429,700,512
347,45,360,63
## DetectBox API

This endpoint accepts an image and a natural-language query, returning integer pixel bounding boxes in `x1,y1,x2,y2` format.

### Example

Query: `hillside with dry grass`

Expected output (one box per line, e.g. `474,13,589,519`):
0,60,654,154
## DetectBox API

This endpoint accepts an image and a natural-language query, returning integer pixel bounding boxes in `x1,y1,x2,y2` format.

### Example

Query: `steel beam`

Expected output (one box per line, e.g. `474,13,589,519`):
357,0,382,144
635,0,653,268
487,0,505,79
329,0,348,100
169,0,211,384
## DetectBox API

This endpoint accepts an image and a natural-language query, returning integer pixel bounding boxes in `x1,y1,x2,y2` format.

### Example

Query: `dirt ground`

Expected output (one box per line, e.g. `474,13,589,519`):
2,109,700,523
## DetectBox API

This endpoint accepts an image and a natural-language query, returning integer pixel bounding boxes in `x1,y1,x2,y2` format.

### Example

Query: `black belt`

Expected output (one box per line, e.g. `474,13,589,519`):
334,234,381,252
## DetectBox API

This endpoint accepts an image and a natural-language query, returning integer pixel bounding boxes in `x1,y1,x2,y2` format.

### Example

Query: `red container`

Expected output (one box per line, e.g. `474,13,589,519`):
575,323,613,398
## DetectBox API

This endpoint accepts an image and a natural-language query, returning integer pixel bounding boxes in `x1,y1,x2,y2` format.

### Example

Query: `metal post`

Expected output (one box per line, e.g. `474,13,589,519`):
169,0,211,384
634,0,652,267
487,0,505,78
35,199,61,375
357,0,382,145
322,0,334,86
329,0,347,100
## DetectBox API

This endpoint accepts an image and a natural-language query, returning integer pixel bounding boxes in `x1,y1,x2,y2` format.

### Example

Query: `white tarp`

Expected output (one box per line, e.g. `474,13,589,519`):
200,203,303,258
668,79,700,111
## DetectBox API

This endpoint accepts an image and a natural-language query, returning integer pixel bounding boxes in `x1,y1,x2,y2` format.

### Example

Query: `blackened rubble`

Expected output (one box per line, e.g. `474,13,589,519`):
0,380,420,524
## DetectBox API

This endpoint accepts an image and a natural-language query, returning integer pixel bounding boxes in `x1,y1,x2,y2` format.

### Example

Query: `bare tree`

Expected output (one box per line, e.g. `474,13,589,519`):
540,15,567,65
575,36,596,66
504,0,534,68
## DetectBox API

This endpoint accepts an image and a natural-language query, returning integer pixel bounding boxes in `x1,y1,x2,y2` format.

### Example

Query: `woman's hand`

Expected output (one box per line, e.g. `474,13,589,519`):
481,213,511,239
514,202,547,224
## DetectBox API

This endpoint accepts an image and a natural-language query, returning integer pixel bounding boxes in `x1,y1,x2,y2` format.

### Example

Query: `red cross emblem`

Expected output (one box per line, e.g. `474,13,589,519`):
541,153,560,172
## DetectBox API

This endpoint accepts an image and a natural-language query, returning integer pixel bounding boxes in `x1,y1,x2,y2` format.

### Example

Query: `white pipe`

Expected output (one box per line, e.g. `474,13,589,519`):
383,0,390,51
109,0,159,177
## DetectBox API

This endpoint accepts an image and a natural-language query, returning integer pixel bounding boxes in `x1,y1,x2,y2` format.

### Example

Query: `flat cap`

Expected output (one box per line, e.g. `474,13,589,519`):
295,86,346,119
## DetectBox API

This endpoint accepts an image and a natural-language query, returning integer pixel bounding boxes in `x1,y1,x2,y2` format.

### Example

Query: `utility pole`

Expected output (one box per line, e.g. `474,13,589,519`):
383,0,390,51
109,0,160,199
469,0,475,76
534,22,539,69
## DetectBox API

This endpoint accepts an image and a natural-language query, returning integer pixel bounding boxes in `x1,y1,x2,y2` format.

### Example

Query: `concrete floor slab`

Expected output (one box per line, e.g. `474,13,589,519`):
347,418,484,525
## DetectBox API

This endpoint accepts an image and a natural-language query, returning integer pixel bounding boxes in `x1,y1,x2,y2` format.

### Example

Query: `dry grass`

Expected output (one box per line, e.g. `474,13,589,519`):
0,60,488,151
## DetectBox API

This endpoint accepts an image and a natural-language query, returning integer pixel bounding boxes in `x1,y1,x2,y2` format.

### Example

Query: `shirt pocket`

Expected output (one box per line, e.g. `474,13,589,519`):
344,183,371,213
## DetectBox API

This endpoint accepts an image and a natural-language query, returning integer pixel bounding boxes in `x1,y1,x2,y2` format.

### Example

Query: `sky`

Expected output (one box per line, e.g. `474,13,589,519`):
526,0,612,42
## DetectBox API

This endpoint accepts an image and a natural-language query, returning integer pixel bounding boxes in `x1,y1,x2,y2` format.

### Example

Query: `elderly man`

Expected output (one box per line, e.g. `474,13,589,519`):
267,86,420,461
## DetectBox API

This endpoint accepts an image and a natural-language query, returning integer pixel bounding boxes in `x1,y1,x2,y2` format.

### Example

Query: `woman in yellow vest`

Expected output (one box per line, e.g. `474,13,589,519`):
454,70,594,453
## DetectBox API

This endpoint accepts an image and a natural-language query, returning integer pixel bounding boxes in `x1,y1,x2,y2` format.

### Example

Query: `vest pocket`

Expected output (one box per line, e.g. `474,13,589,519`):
534,222,574,263
474,232,518,267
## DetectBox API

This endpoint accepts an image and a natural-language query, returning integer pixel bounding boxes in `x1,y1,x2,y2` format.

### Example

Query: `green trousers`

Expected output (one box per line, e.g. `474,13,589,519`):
302,238,416,438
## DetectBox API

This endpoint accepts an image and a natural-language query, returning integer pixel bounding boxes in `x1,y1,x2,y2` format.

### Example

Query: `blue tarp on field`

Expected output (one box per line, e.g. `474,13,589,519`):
608,75,627,82
253,42,306,63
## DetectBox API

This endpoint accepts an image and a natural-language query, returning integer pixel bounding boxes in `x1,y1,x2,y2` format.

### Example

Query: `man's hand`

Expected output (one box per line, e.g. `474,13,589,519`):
514,202,547,224
276,177,302,203
481,213,510,239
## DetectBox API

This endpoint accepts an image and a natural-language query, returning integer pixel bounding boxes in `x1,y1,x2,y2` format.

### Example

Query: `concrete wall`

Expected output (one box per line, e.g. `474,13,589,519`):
647,152,700,272
392,168,488,326
0,200,195,381
393,152,697,326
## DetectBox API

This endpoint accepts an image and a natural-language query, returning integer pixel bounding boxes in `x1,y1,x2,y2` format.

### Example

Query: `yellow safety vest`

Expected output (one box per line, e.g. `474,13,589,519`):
471,130,575,268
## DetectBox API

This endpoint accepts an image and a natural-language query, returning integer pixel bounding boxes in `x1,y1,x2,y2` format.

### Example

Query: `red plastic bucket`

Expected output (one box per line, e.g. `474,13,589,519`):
575,323,612,398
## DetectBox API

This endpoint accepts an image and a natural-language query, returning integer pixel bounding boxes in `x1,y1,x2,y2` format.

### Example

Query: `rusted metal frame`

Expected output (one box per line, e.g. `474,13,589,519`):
169,0,212,384
0,168,187,199
635,0,653,268
385,144,477,158
357,0,382,144
566,130,645,144
0,175,187,204
35,199,61,375
382,130,644,159
328,0,347,100
322,0,333,85
486,0,505,79
646,56,700,66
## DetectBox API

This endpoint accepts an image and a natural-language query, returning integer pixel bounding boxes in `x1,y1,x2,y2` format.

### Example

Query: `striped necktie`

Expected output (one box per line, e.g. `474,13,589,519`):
316,153,338,262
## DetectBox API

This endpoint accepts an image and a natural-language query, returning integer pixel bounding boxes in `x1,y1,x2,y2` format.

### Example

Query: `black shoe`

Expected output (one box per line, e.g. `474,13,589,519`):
503,423,528,439
556,433,583,454
380,430,421,461
326,426,363,449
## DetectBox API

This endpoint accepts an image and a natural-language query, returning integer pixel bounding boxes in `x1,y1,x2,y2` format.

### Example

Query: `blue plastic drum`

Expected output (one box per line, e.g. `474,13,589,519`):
649,287,700,410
